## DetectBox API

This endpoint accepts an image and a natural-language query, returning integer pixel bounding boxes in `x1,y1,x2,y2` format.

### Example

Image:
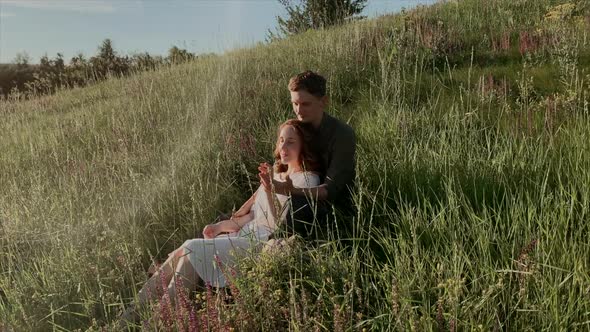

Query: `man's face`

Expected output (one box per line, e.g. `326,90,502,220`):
290,90,327,125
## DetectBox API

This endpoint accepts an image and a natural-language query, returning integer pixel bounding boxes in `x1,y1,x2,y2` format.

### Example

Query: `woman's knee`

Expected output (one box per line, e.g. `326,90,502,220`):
164,248,186,268
168,247,184,258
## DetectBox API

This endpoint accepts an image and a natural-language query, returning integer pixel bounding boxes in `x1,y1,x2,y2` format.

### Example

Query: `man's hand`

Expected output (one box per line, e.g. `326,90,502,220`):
258,163,294,195
275,175,294,195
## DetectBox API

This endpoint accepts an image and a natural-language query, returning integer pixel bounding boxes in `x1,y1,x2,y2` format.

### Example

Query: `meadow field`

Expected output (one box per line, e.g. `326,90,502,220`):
1,0,589,330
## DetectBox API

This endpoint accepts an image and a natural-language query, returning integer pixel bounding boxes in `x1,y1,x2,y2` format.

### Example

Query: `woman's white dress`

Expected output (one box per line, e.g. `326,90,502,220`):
182,171,320,287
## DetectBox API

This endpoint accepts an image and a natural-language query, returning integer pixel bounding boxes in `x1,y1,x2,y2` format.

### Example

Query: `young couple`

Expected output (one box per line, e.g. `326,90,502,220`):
120,70,356,325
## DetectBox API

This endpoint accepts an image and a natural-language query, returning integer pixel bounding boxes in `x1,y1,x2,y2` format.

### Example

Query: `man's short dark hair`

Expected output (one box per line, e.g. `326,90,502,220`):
288,70,327,98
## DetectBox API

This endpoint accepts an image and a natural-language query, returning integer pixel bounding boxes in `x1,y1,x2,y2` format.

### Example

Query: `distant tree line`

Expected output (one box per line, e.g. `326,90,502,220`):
0,39,197,98
2,0,366,99
0,64,37,97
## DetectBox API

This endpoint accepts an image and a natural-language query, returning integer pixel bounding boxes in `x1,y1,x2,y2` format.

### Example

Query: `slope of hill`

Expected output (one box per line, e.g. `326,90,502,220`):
1,0,589,330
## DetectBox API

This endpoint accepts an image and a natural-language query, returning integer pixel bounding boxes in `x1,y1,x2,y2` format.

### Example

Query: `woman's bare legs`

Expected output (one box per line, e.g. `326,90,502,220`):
163,253,200,308
137,248,180,303
120,246,201,324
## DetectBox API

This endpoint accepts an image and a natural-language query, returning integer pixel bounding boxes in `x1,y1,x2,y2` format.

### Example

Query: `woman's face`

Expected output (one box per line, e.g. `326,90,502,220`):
278,125,302,166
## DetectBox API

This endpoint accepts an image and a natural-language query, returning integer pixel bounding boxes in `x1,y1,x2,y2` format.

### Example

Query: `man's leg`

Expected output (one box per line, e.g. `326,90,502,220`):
284,195,331,241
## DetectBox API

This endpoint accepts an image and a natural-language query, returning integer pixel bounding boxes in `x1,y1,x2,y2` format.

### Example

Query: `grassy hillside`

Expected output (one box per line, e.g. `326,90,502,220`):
1,0,589,330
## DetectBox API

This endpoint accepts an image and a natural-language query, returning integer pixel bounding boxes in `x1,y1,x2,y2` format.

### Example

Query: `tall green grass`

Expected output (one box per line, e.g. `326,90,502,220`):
1,0,589,330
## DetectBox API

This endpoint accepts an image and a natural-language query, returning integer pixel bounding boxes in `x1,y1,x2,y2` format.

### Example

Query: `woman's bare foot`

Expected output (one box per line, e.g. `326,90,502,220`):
147,259,161,277
117,304,140,330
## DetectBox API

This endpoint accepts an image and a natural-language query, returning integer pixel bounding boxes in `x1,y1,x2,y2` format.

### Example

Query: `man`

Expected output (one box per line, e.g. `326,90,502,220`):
259,70,356,240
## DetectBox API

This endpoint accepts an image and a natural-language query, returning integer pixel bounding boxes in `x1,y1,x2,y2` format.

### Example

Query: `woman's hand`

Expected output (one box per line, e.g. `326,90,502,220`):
203,219,242,239
258,163,273,192
202,223,219,239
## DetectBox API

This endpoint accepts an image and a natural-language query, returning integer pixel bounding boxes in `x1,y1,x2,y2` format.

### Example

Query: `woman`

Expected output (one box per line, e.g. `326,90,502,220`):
120,119,320,324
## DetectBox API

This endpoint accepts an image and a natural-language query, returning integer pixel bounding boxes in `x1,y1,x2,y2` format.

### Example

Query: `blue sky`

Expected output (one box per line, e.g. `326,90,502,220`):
0,0,435,64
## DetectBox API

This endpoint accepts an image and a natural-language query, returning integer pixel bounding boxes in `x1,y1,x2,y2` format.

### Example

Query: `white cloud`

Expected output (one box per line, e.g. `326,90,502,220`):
0,11,17,17
0,0,116,13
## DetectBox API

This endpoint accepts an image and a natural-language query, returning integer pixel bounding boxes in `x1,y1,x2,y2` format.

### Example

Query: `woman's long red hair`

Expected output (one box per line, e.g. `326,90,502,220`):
273,119,320,174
